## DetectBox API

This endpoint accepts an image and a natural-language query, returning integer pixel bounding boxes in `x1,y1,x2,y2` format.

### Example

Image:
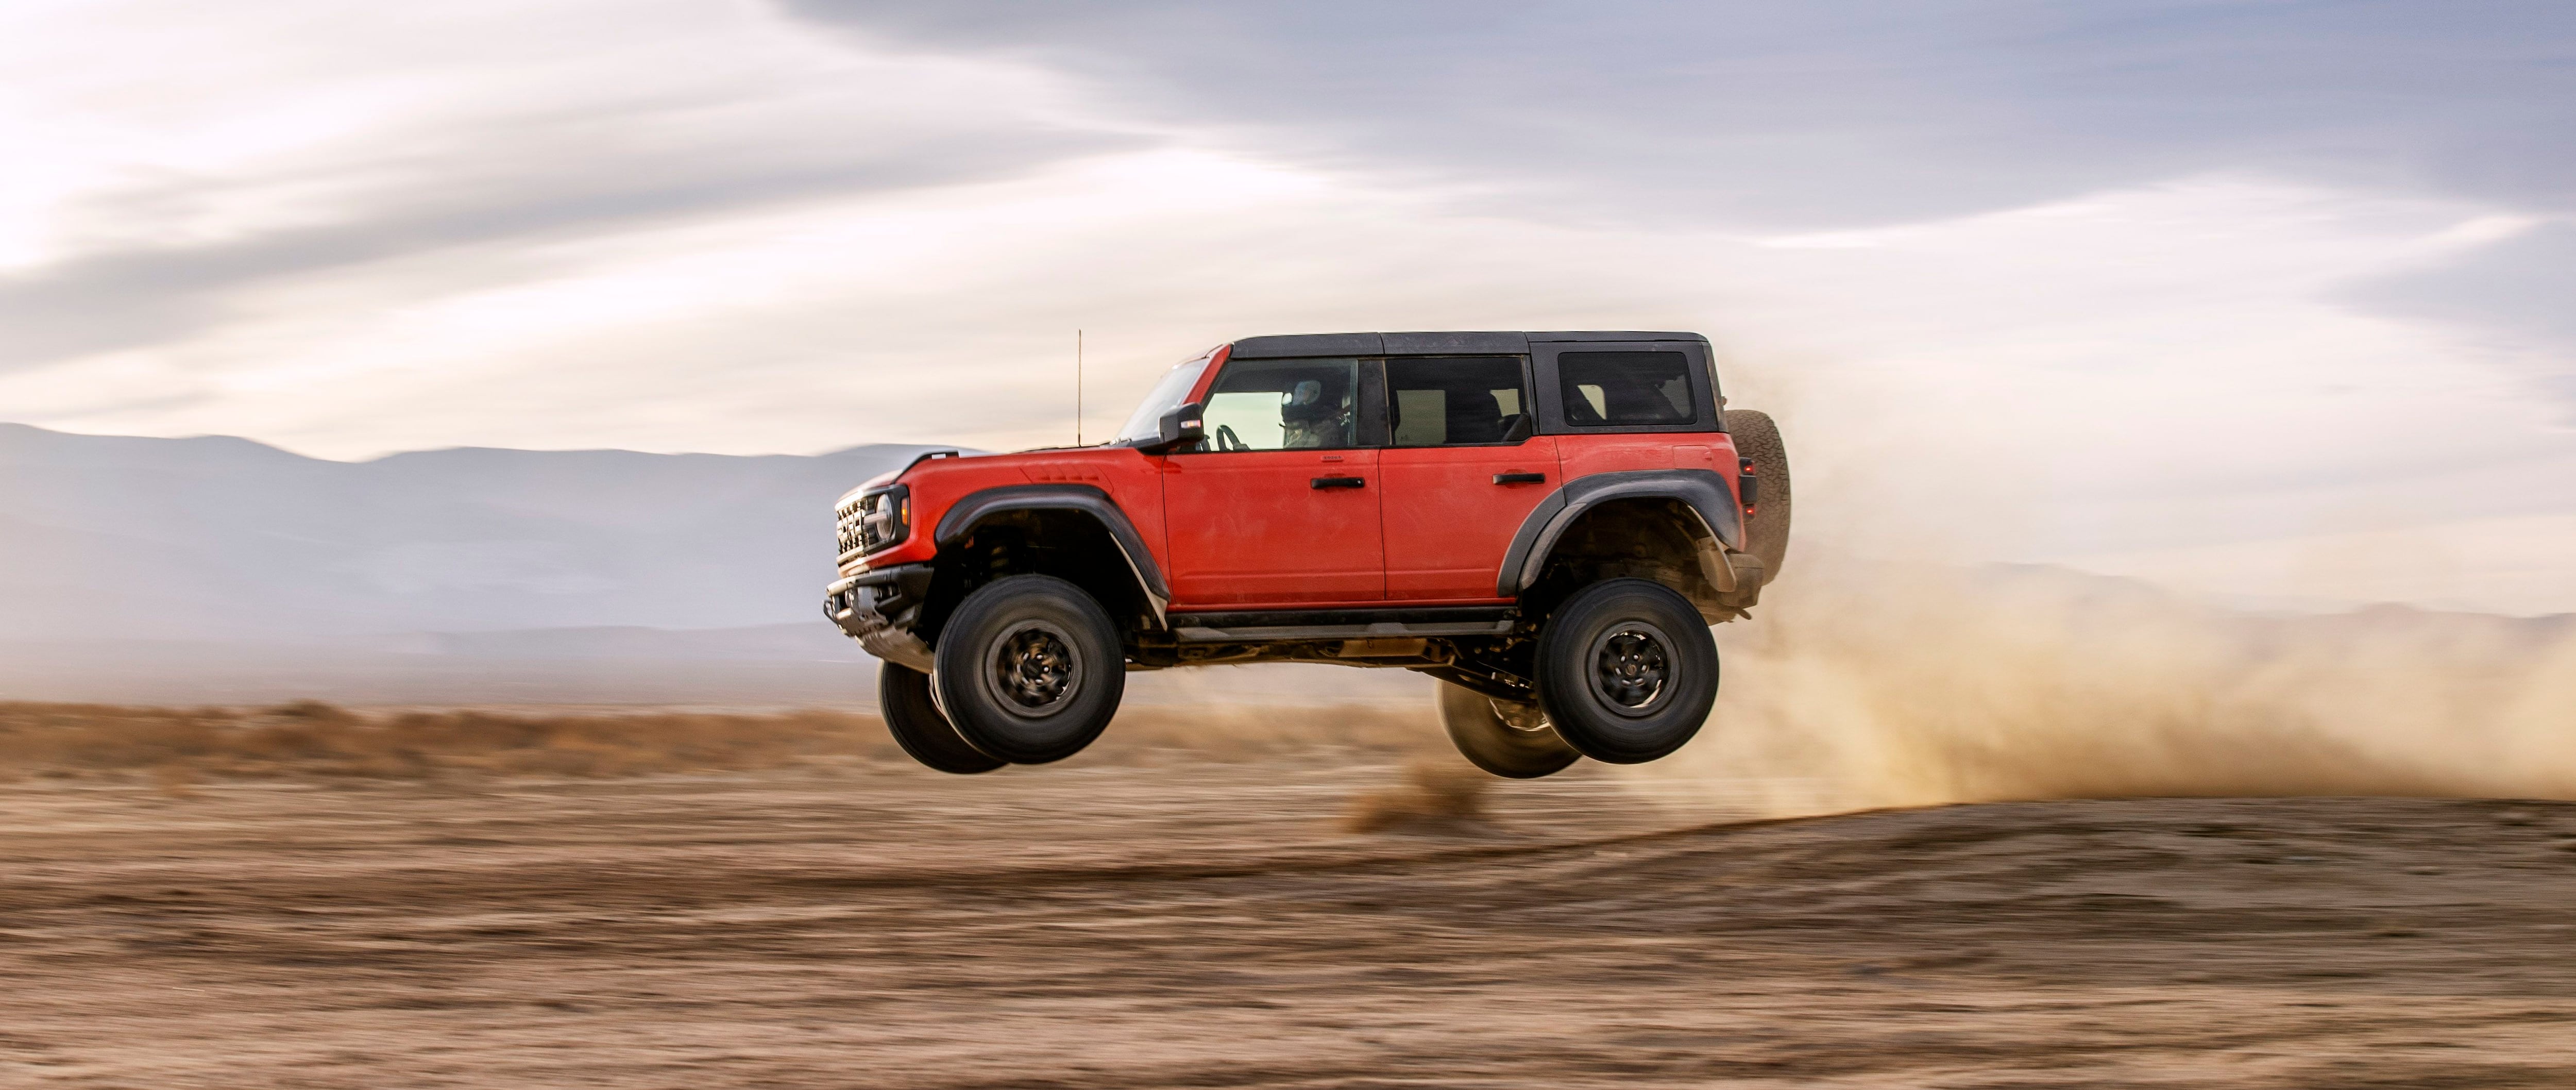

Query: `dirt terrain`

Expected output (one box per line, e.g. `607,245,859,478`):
4,749,2575,1088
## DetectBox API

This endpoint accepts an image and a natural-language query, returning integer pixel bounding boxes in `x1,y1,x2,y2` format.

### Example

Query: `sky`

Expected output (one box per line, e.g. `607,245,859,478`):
1,0,2571,612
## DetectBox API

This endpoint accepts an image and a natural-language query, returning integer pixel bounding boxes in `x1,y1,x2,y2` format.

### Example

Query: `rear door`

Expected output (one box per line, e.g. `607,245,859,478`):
1377,355,1559,601
1159,356,1385,606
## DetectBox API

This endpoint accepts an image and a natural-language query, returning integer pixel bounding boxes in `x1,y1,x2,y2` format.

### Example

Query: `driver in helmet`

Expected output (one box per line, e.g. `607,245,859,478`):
1279,377,1349,448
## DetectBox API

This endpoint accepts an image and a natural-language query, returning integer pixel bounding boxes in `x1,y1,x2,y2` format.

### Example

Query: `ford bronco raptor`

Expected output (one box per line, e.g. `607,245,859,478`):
825,331,1790,778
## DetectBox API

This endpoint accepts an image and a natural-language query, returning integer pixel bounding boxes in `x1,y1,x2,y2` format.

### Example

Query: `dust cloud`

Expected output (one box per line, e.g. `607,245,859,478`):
1647,554,2576,816
1342,760,1493,834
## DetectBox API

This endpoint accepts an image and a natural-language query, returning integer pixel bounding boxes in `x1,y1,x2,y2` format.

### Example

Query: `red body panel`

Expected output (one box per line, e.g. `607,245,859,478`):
1013,450,1170,573
1379,438,1560,600
1698,436,1748,510
1158,448,1384,606
1556,433,1748,512
1554,433,1675,478
1670,441,1726,476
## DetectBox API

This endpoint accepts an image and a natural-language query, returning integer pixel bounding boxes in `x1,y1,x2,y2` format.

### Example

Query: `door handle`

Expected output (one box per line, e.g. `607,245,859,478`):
1311,476,1366,489
1492,472,1547,484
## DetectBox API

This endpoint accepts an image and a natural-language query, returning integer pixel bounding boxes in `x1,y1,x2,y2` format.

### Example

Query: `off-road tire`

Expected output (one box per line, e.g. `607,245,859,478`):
1723,408,1791,583
933,575,1125,764
1437,681,1581,779
878,664,1005,774
1534,578,1718,764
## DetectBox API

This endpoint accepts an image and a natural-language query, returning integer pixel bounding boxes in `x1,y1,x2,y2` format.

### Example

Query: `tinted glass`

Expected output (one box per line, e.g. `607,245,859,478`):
1387,356,1529,446
1558,351,1695,426
1197,358,1359,450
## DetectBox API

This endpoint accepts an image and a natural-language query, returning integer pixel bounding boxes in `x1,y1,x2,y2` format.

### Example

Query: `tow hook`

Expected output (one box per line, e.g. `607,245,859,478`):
1738,456,1759,514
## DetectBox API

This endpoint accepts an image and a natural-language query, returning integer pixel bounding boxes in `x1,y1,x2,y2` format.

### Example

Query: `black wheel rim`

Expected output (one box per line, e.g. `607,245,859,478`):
1587,621,1674,718
987,620,1081,718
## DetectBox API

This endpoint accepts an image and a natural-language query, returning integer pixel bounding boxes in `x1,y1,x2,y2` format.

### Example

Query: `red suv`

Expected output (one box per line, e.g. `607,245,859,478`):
826,331,1789,778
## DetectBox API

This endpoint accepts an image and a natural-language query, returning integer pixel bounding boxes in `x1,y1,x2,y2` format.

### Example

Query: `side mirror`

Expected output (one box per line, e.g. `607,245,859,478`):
1148,402,1205,452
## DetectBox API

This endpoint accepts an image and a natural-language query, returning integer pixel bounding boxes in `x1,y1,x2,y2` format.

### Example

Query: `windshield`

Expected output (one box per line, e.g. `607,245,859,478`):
1113,353,1214,443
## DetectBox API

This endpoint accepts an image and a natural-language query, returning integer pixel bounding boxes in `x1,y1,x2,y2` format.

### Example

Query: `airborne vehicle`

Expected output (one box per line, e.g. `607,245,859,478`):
825,332,1790,777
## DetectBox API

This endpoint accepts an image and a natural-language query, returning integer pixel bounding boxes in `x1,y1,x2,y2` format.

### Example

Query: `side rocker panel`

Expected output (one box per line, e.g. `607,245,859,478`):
1494,469,1747,597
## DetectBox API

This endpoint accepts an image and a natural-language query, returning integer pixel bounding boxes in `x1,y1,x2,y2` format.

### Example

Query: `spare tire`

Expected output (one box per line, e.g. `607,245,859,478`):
1722,409,1791,583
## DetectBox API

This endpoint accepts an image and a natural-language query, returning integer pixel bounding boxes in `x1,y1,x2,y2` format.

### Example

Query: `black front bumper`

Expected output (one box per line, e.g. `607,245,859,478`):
823,563,936,673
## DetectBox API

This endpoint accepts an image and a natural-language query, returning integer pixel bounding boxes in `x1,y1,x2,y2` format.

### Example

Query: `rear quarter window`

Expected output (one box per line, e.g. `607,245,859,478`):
1558,351,1696,426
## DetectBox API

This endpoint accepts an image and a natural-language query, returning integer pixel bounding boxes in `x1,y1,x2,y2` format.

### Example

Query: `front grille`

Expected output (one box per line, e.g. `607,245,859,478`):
836,484,907,559
835,502,867,557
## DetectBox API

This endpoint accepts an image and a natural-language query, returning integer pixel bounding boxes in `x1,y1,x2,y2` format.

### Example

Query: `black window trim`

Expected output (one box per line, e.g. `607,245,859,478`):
1357,358,1391,447
1531,340,1720,435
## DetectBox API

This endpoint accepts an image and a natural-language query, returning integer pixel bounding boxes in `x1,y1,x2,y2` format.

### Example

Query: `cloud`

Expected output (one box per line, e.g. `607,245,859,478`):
787,0,2576,227
784,0,2576,438
0,0,1137,375
2342,220,2576,411
0,122,1118,372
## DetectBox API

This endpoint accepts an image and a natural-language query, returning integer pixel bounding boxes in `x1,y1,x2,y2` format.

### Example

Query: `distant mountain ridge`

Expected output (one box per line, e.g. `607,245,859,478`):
0,423,942,641
6,424,2561,709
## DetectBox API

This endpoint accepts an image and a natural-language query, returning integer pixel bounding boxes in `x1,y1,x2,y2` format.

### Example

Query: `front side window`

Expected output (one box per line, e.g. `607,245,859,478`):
1196,358,1359,451
1558,351,1695,426
1387,356,1529,446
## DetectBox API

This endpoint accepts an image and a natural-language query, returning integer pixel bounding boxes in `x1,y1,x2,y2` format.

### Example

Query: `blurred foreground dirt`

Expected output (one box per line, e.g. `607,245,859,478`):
4,740,2575,1088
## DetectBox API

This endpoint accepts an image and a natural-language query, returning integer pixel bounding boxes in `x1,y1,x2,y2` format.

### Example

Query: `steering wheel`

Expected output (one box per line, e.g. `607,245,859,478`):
1214,424,1248,451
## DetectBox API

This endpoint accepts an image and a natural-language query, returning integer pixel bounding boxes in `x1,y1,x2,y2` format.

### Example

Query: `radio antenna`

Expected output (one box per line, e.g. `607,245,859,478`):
1076,329,1083,446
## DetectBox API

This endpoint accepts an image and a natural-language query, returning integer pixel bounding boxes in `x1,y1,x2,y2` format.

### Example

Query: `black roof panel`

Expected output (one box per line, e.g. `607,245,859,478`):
1381,330,1528,354
1230,330,1705,358
1527,331,1708,343
1227,332,1382,358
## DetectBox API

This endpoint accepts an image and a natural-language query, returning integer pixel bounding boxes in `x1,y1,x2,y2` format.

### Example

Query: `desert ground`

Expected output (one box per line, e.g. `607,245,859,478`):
4,701,2576,1087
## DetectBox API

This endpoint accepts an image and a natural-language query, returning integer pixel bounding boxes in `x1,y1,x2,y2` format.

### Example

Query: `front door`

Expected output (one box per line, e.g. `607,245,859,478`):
1377,355,1560,601
1160,356,1384,606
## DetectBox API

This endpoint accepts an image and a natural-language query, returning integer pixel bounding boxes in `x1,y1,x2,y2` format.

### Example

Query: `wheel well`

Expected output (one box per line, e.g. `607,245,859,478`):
919,509,1154,646
1522,498,1730,623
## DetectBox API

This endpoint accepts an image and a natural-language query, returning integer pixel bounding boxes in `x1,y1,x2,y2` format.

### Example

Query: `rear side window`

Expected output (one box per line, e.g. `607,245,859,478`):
1558,351,1694,426
1387,356,1528,446
1198,358,1360,450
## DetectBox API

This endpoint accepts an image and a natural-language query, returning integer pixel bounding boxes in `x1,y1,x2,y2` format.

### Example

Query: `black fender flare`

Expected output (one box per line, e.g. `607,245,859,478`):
933,484,1172,621
1495,469,1747,597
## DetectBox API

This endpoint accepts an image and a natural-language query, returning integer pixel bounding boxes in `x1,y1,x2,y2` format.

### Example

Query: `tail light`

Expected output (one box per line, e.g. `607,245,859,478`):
1737,456,1759,513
